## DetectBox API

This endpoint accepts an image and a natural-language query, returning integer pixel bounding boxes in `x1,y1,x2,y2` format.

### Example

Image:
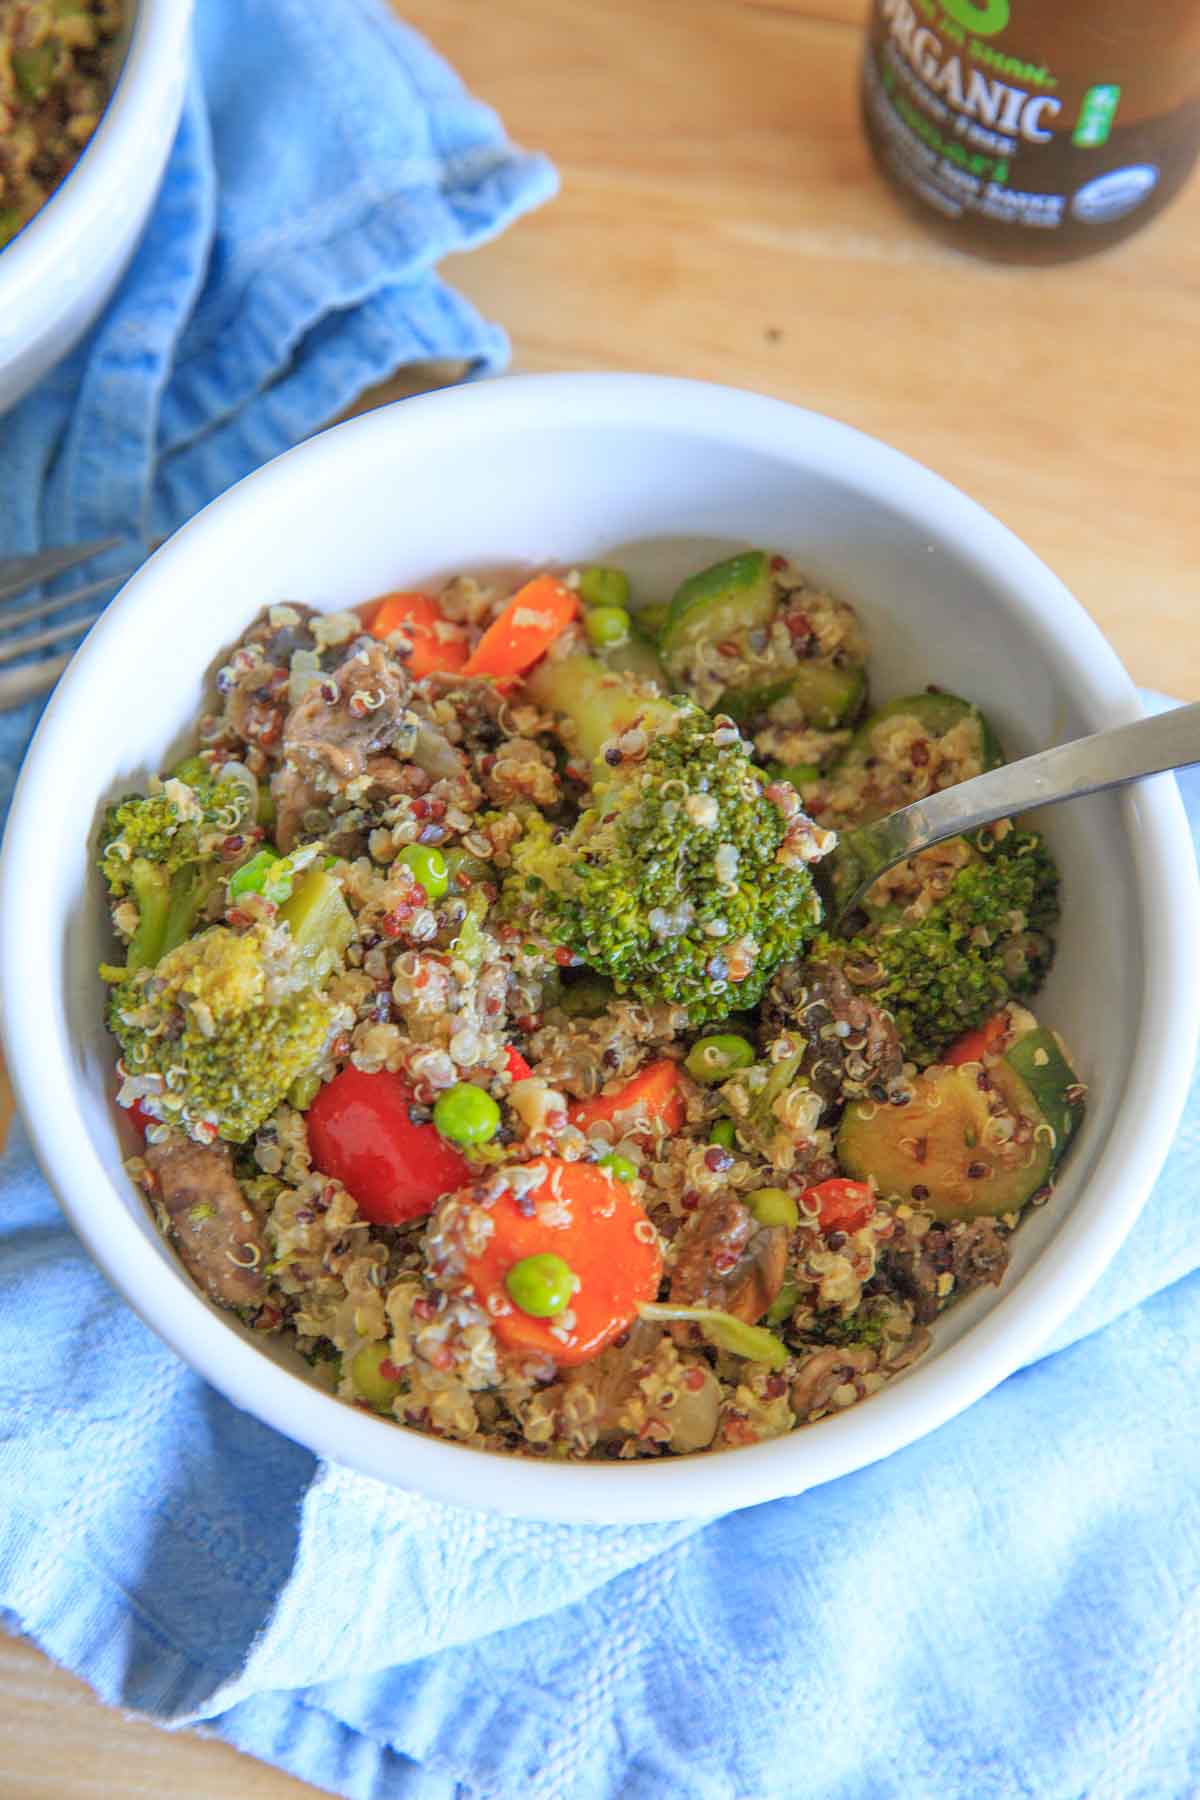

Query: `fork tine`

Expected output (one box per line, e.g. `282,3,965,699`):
0,536,123,603
0,604,106,667
1,574,121,632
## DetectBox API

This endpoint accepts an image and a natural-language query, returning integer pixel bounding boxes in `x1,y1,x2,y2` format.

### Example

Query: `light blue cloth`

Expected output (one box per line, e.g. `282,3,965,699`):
0,768,1196,1799
0,0,555,819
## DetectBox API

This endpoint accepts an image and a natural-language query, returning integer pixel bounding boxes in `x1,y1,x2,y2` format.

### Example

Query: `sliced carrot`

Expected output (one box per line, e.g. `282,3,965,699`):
943,1012,1009,1067
365,591,468,677
458,1158,662,1366
462,574,578,679
568,1057,687,1147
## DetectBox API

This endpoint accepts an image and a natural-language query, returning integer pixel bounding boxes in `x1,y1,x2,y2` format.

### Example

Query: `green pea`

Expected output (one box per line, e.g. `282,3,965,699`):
585,606,632,649
578,566,631,611
13,44,58,102
0,210,21,250
598,1152,638,1184
442,847,495,890
708,1118,736,1150
350,1343,403,1410
746,1187,799,1229
433,1082,501,1146
684,1034,756,1085
505,1253,576,1318
228,847,283,901
397,843,449,900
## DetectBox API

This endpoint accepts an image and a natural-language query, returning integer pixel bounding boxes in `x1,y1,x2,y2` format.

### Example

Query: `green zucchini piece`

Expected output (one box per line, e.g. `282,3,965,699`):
768,761,821,788
722,660,867,730
837,1061,1053,1220
842,692,1004,774
1004,1028,1083,1166
279,868,355,980
659,551,775,668
602,635,668,688
524,652,680,763
638,1302,789,1369
557,972,617,1018
631,601,669,644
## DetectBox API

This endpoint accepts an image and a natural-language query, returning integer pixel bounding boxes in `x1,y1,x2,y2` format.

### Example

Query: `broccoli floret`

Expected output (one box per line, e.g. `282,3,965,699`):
817,827,1058,1065
99,765,253,969
506,702,826,1024
109,922,336,1144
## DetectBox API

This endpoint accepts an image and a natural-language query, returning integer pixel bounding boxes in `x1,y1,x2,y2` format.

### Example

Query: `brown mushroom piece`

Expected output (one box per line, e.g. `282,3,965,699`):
668,1194,788,1325
879,1216,1009,1325
272,642,413,849
145,1136,267,1310
789,1344,879,1422
760,955,906,1113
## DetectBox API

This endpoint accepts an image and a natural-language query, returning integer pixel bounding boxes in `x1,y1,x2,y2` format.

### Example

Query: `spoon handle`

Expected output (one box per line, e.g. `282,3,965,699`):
901,701,1200,848
828,702,1200,923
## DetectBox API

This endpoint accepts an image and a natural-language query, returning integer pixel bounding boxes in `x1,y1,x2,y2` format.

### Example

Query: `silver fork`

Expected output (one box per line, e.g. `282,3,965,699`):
818,701,1200,930
0,537,129,709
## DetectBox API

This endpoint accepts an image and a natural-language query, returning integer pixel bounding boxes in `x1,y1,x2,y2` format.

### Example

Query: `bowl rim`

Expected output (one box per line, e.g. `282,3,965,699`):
3,372,1197,1524
0,0,188,313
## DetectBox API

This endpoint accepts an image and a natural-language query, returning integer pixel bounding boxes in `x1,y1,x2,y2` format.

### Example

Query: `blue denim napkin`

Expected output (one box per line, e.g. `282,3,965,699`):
0,0,555,819
0,761,1196,1799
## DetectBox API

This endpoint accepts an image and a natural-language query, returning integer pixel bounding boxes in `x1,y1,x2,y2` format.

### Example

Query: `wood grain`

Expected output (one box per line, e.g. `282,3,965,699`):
4,0,1198,1792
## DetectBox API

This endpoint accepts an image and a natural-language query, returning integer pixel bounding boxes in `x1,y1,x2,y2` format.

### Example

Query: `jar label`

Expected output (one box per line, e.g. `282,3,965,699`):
862,0,1199,243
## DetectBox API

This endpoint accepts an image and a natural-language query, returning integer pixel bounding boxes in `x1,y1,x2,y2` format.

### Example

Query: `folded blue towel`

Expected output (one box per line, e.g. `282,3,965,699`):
0,0,555,818
0,764,1196,1799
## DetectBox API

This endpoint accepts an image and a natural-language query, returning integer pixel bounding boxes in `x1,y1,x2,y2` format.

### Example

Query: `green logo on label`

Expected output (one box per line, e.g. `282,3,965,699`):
940,0,1010,33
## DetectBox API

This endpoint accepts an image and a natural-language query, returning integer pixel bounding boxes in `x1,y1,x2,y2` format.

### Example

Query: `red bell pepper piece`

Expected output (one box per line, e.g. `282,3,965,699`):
306,1066,471,1226
803,1178,875,1235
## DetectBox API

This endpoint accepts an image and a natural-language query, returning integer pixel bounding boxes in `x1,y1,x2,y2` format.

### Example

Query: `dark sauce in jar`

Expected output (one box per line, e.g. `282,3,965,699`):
861,0,1200,264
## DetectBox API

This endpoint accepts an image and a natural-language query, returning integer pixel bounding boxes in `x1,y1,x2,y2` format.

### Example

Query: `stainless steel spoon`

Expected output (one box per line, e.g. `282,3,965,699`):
817,701,1200,930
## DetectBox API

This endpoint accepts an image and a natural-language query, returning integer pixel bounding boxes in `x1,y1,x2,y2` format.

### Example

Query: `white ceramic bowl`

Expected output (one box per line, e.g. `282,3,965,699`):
0,0,192,414
2,374,1196,1523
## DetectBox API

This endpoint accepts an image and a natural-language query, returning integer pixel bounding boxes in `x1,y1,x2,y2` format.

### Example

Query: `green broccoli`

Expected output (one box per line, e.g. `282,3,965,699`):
816,826,1059,1065
99,762,254,970
507,672,826,1024
109,921,337,1144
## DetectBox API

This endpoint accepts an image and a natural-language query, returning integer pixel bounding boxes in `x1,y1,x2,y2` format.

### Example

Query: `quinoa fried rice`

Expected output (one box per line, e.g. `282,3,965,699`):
100,558,1084,1462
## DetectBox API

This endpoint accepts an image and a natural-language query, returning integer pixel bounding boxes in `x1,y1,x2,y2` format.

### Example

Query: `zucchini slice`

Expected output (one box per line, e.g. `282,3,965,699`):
524,653,680,763
841,691,1002,775
722,661,867,731
631,601,669,644
837,1062,1053,1221
601,635,669,688
1004,1027,1084,1166
659,551,776,666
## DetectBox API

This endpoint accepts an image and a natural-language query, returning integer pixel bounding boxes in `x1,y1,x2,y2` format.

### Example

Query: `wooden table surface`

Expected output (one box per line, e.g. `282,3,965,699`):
4,1,1199,1793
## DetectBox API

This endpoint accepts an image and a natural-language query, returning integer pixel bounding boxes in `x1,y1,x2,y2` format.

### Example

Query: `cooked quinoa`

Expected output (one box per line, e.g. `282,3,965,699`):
100,555,1084,1462
0,1,123,247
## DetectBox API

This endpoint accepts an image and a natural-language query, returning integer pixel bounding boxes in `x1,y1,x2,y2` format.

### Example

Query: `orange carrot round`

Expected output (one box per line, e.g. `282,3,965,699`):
458,1158,662,1366
365,591,468,677
462,574,578,679
568,1057,687,1146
